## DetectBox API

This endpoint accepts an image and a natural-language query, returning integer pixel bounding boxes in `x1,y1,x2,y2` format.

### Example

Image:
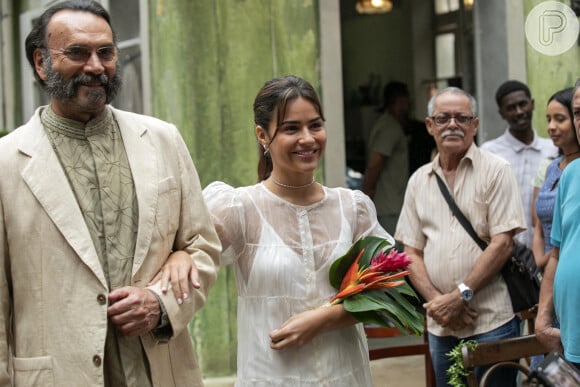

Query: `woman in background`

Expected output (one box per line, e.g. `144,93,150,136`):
532,87,579,271
530,87,577,369
536,80,580,370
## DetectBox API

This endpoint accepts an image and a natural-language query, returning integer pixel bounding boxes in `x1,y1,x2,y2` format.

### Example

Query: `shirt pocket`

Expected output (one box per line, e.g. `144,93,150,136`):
472,199,489,237
12,356,54,387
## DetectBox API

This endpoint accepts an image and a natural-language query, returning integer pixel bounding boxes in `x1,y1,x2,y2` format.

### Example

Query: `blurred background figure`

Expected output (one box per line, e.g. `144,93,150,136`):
363,81,410,233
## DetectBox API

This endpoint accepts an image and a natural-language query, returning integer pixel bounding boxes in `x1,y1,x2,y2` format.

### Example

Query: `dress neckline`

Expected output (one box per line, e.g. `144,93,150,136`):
259,182,327,210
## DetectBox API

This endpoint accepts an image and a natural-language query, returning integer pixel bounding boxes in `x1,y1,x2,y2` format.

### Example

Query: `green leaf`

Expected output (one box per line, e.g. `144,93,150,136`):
328,236,393,289
366,290,424,333
349,310,389,326
329,239,365,289
343,293,387,312
342,290,424,335
357,237,390,267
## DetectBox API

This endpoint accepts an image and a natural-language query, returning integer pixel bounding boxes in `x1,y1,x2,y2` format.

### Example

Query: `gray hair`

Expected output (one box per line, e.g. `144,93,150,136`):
427,87,478,116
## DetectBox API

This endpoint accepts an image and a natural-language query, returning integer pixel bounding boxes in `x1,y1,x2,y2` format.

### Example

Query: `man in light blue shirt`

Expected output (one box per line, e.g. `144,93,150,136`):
480,80,558,247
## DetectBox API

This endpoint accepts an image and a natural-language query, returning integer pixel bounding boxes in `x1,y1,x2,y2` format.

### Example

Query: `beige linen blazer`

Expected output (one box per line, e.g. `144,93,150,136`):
0,106,221,386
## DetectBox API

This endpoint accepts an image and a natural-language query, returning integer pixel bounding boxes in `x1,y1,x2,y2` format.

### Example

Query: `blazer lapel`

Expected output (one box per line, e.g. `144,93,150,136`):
18,115,108,288
113,109,158,277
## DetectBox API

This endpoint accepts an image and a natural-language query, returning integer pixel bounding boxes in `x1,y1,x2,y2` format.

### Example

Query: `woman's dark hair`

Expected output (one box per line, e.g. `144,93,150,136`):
25,0,115,84
253,75,325,181
547,87,579,150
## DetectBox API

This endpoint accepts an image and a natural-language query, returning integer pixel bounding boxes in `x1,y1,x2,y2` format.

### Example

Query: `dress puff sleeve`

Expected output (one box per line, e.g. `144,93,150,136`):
203,182,245,265
352,190,394,244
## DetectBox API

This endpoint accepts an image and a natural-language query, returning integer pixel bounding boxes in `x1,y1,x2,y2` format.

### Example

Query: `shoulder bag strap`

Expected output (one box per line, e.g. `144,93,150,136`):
434,173,488,251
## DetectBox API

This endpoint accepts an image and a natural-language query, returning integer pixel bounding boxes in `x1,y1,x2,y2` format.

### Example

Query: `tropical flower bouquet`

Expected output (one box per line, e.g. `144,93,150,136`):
328,236,424,335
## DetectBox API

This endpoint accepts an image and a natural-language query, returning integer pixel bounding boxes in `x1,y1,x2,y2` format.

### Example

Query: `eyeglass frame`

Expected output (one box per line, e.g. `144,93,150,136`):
48,44,117,63
428,114,476,127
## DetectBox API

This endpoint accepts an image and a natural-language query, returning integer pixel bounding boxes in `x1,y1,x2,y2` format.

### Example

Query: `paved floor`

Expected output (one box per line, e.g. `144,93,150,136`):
369,334,429,387
204,355,427,387
204,335,429,387
371,355,426,387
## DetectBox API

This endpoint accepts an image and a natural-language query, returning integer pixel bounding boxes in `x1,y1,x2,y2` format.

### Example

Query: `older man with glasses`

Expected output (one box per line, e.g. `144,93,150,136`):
0,1,220,386
395,87,526,387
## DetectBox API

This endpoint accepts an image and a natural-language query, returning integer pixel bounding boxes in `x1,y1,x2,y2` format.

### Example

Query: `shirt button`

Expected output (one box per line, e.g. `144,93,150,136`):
97,294,107,305
93,355,102,367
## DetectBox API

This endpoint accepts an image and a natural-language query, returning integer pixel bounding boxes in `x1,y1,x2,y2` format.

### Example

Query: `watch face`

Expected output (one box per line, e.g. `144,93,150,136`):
458,283,473,301
462,289,474,301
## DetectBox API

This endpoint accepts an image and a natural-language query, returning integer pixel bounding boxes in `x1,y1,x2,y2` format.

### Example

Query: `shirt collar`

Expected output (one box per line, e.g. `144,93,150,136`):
429,142,478,175
501,128,542,152
41,105,113,140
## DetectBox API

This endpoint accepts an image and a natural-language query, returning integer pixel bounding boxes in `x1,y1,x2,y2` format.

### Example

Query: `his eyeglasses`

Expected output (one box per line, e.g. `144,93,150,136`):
50,45,117,63
429,114,475,127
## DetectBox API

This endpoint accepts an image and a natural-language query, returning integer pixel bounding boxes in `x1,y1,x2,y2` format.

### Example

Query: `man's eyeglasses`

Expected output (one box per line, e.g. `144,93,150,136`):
50,45,117,63
429,114,475,127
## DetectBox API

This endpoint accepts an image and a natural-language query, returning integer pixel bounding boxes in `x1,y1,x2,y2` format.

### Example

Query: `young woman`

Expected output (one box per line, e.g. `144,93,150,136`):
159,75,392,386
536,80,580,371
532,88,579,271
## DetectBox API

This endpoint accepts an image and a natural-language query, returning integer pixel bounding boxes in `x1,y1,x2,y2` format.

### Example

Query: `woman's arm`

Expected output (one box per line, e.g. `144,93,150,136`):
531,201,548,270
268,304,358,350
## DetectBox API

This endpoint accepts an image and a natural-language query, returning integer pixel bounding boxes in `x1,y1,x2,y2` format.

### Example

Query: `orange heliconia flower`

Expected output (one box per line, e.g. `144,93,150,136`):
330,248,410,304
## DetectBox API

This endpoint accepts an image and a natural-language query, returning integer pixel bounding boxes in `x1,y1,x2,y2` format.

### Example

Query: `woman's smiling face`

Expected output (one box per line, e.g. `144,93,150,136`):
546,99,575,152
258,96,326,183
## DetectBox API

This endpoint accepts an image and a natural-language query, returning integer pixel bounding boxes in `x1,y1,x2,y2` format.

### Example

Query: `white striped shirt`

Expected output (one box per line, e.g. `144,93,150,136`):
395,143,526,337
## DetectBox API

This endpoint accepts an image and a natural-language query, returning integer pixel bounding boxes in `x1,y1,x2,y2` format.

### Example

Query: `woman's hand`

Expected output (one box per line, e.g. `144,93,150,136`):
268,304,356,350
149,250,200,304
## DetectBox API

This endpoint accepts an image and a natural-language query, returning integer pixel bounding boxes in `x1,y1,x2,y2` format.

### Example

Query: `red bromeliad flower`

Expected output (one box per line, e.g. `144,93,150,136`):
329,248,411,304
371,249,411,273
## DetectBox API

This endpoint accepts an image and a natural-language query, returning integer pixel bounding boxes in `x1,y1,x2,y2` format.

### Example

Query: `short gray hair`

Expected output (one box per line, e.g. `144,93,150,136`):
427,87,478,116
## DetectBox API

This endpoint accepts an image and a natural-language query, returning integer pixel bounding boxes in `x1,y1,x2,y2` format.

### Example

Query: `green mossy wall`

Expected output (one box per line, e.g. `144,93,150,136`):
148,0,320,377
524,0,580,137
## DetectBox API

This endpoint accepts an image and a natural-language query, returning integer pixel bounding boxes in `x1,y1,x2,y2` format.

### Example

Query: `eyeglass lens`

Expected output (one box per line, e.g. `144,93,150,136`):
432,115,473,126
61,45,116,62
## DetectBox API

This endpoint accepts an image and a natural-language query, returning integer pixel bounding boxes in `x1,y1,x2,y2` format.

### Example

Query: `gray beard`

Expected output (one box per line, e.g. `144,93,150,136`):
42,53,122,104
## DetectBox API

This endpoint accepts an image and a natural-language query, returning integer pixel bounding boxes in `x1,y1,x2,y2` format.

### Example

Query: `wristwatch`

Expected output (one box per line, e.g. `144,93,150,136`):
458,283,474,302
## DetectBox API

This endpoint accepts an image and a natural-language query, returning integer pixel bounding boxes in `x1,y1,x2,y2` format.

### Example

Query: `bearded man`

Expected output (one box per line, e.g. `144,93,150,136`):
0,1,220,386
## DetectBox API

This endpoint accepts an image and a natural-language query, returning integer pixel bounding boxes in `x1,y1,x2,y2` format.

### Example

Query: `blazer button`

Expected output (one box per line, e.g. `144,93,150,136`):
97,294,107,305
93,355,102,367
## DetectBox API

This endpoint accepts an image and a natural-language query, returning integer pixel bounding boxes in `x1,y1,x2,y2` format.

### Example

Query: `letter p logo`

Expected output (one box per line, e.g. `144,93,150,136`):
539,10,567,46
525,1,579,56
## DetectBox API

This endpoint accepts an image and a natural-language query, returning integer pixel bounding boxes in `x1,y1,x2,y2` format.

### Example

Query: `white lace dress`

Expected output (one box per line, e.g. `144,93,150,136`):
203,182,393,387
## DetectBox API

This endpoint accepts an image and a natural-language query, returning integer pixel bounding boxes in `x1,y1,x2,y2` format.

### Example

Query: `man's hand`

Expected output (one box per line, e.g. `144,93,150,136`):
108,287,161,336
424,291,477,329
535,315,562,352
